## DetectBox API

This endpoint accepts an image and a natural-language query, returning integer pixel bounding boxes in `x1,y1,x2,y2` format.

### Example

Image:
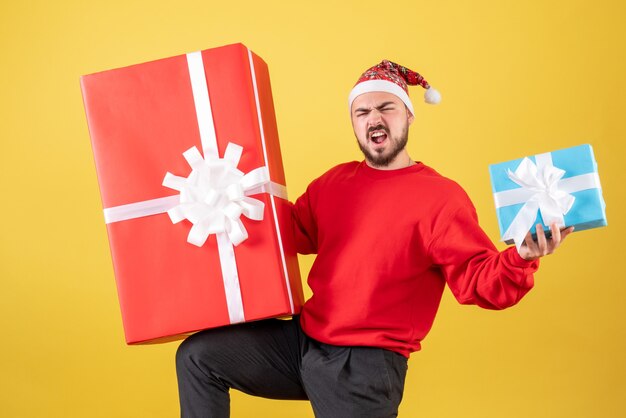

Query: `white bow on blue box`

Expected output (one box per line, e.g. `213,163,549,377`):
489,144,607,249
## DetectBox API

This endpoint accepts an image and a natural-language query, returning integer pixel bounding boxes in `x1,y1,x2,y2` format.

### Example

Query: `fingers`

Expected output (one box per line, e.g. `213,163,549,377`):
518,230,538,261
549,223,575,247
547,222,564,253
551,222,561,244
536,223,547,254
543,223,575,255
560,226,575,241
519,223,575,260
524,230,535,248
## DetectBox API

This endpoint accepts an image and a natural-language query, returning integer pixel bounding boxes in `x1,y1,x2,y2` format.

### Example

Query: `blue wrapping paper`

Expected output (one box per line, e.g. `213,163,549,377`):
489,144,607,245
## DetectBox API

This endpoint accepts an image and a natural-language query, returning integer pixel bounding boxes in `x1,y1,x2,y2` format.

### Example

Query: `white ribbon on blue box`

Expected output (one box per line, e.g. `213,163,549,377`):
489,144,607,249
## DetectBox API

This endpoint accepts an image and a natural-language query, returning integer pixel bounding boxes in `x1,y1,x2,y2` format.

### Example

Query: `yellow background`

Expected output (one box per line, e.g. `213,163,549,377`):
1,0,624,417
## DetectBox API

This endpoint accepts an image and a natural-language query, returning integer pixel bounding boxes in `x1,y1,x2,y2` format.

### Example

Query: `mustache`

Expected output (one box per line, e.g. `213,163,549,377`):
367,125,388,135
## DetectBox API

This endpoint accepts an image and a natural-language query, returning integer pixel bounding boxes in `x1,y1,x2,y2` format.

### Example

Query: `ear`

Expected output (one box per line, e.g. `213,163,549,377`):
404,103,415,125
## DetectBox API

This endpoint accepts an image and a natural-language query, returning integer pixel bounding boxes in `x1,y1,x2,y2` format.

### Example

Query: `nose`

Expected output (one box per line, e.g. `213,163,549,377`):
367,109,383,127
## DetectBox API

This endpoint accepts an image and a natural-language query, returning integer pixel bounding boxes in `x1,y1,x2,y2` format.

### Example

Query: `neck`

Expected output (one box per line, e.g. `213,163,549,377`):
366,151,413,171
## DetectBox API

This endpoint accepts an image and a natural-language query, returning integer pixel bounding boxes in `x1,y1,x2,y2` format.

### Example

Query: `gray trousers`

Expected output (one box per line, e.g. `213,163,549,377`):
176,317,408,418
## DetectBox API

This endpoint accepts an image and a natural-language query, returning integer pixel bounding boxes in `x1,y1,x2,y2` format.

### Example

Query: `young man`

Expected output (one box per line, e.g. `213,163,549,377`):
176,60,573,418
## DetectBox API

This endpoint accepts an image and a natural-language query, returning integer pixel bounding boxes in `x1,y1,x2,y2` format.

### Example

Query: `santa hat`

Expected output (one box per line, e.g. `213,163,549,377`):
348,60,441,114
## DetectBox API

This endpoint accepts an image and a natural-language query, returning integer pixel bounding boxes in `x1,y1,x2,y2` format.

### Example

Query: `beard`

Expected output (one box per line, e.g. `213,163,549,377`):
356,123,409,168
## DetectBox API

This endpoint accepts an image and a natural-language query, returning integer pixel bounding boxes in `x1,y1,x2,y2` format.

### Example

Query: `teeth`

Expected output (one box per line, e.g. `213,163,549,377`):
371,132,385,137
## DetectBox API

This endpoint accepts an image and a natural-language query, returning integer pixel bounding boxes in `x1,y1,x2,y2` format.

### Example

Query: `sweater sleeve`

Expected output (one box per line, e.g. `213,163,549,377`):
427,199,539,310
290,183,319,255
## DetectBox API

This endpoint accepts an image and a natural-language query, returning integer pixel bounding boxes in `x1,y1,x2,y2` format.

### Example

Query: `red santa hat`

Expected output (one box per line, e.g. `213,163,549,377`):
348,60,441,114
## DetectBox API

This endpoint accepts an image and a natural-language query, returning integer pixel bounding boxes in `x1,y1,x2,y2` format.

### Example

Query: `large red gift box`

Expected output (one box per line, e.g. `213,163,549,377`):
80,43,304,344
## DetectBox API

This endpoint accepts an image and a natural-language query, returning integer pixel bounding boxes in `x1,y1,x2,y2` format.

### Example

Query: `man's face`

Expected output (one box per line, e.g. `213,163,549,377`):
350,91,415,168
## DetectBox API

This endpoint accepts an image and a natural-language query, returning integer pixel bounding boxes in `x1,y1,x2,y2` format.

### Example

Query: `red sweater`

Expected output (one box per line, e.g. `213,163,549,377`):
291,161,539,357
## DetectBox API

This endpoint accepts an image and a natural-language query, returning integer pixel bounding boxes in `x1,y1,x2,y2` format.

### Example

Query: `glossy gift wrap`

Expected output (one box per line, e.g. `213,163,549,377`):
489,144,607,248
81,43,304,344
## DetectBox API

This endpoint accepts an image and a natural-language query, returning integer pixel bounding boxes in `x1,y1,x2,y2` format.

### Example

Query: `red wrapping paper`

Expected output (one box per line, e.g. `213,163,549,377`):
81,43,303,344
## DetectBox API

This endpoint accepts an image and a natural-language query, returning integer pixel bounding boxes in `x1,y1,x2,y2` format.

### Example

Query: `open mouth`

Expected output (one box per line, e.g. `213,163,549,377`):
369,130,388,145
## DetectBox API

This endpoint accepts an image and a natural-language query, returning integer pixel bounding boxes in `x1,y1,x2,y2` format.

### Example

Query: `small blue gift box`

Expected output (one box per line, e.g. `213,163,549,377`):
489,144,607,246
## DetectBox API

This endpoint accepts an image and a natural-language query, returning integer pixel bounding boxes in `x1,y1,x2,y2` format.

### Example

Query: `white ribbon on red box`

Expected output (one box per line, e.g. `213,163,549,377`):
102,49,294,324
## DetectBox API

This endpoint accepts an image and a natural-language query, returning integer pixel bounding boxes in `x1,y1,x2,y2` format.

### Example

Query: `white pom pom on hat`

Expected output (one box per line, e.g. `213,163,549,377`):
424,86,441,105
348,59,441,113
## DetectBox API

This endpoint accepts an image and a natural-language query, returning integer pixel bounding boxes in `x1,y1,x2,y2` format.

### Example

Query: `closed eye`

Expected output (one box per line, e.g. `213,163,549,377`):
377,102,396,112
353,101,397,116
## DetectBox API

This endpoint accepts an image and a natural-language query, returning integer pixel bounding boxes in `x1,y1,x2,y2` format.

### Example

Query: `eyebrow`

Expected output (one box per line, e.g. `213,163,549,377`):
354,101,396,113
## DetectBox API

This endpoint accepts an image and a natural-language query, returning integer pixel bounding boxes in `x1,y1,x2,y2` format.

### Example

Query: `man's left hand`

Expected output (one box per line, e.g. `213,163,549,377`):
518,223,575,261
